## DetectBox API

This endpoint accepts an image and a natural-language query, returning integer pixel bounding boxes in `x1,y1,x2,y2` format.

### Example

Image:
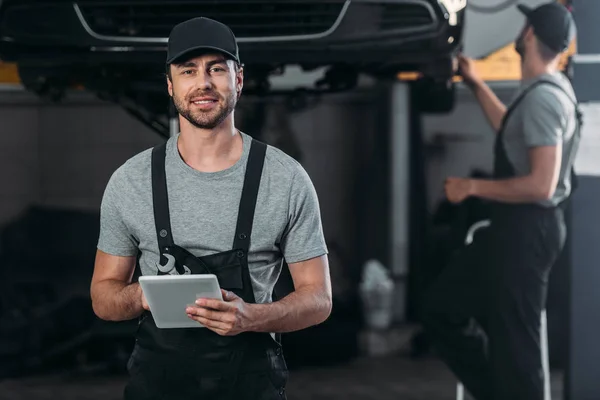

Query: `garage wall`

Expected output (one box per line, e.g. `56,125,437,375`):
0,90,161,226
37,104,162,211
0,99,42,225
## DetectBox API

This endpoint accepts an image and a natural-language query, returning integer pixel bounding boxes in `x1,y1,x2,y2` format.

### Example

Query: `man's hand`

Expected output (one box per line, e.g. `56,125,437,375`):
186,289,252,336
445,177,474,204
457,54,482,89
457,53,507,131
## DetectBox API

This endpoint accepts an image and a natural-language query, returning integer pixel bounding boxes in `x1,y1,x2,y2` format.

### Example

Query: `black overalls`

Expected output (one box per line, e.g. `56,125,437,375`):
422,80,580,400
124,138,289,400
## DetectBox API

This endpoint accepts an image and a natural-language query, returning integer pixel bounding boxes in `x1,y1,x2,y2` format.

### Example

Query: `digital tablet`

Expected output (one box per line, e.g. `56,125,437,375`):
139,274,223,329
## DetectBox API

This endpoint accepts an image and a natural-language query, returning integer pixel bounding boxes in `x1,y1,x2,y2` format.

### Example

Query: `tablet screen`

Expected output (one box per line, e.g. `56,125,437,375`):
139,274,222,329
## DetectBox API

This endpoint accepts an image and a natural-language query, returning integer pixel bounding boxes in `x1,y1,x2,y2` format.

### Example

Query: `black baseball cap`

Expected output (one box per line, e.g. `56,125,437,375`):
517,2,576,53
166,17,240,65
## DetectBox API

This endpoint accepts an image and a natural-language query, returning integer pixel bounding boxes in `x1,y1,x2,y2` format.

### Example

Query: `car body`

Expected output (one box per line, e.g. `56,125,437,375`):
0,0,467,135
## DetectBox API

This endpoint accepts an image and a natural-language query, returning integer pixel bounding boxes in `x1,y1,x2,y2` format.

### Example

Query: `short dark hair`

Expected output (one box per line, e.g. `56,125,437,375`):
165,59,241,81
536,39,561,62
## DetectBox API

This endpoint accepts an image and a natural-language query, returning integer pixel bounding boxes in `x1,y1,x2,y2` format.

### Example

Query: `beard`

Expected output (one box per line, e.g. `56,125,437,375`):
515,37,525,59
172,89,237,130
514,28,526,59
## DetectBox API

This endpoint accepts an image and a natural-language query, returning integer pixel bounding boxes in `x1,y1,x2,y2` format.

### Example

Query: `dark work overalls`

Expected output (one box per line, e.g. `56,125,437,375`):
422,80,580,400
124,138,289,400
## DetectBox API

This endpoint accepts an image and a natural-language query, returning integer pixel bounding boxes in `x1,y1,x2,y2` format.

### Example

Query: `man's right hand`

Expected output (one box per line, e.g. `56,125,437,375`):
455,54,507,132
457,54,482,89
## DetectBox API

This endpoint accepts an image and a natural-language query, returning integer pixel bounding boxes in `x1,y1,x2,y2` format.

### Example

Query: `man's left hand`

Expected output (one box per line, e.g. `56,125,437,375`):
186,289,252,336
445,177,475,204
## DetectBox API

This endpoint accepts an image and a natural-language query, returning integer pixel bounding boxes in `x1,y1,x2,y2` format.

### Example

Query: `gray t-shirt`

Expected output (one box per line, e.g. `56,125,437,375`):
502,72,579,207
97,132,328,304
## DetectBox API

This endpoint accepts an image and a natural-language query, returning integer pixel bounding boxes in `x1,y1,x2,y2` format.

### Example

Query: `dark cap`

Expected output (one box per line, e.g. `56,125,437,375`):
166,17,240,65
517,2,576,53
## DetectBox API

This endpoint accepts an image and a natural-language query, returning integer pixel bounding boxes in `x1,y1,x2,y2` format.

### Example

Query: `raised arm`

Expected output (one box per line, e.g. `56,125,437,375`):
458,54,507,132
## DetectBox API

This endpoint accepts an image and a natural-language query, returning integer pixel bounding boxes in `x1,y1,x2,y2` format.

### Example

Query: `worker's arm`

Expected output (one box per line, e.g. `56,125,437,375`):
470,145,562,202
246,255,332,332
188,255,332,335
457,54,507,132
470,87,565,203
472,80,508,132
90,250,147,321
92,165,144,321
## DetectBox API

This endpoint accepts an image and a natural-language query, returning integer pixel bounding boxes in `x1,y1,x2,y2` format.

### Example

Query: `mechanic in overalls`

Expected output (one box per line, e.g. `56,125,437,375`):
421,3,578,400
90,17,332,400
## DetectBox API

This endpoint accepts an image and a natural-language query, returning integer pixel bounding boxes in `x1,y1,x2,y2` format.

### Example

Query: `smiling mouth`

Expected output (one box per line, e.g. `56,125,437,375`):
191,100,217,105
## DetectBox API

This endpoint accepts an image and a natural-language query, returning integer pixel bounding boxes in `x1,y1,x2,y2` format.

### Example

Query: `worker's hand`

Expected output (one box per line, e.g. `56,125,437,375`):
457,54,482,89
445,177,474,204
186,289,251,336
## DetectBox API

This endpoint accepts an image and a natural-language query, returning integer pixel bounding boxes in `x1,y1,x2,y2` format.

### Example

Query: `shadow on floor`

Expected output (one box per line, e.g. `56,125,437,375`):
0,354,563,400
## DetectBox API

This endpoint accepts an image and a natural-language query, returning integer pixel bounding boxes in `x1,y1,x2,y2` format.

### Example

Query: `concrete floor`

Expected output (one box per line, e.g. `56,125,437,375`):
0,355,563,400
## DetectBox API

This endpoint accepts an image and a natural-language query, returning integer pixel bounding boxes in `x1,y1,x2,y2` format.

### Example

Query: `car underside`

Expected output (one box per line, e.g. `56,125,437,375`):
0,0,467,136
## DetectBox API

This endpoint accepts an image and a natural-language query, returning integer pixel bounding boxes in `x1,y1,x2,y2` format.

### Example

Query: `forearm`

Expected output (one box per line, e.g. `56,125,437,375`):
91,280,144,321
247,286,332,333
472,80,507,132
471,177,552,203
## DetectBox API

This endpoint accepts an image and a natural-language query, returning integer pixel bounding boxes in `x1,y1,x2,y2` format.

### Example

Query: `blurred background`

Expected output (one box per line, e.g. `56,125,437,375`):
0,0,599,399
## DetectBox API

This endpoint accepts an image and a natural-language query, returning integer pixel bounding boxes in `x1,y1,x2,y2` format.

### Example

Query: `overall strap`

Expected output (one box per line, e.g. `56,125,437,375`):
502,79,581,127
501,80,551,129
532,80,583,193
151,141,175,264
232,139,267,254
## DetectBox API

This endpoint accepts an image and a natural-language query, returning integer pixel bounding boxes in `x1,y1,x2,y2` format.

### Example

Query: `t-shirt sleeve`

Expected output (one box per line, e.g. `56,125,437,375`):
97,168,139,257
280,166,328,264
522,88,566,148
